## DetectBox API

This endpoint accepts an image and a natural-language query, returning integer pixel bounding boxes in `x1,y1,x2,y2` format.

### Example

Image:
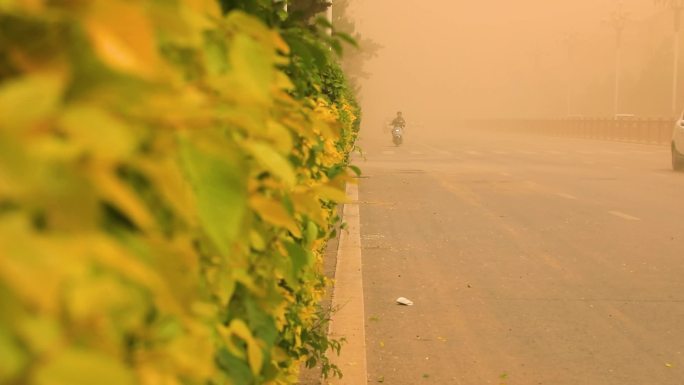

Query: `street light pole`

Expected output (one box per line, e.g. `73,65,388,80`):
609,2,629,118
655,0,684,117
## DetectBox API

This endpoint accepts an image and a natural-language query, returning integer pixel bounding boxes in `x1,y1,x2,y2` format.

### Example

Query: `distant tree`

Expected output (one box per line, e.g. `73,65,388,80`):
289,0,331,22
332,0,382,94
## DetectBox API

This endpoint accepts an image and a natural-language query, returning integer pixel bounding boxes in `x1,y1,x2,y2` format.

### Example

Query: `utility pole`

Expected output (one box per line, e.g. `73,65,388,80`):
608,2,629,118
655,0,684,117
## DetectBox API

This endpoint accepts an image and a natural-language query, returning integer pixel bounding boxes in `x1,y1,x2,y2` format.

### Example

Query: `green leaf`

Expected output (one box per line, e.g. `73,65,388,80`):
334,32,358,48
284,241,311,276
180,139,247,256
229,33,273,104
0,327,28,383
330,38,343,56
217,348,253,385
203,31,229,76
348,165,362,177
305,221,318,246
314,16,333,29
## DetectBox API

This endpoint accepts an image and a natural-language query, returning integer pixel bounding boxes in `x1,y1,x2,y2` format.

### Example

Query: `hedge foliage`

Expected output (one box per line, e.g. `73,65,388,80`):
0,1,360,384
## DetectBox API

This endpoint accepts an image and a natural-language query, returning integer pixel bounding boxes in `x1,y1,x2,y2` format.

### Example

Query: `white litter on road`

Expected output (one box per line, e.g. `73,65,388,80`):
396,297,414,306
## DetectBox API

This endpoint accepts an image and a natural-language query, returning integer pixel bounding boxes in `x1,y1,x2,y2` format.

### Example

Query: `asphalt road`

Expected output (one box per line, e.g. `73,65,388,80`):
355,128,684,385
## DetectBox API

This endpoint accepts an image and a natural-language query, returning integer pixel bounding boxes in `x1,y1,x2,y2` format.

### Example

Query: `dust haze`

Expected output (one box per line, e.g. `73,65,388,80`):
338,0,679,136
333,2,684,384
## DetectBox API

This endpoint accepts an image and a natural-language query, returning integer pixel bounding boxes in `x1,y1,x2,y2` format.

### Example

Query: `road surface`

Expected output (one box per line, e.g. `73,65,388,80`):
355,128,684,385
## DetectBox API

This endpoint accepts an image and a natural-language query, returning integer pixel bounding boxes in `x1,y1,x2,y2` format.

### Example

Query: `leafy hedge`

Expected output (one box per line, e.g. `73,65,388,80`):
0,1,359,385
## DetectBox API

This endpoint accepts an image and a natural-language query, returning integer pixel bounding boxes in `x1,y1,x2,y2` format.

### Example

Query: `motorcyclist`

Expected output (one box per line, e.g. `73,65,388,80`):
391,111,406,129
389,111,405,146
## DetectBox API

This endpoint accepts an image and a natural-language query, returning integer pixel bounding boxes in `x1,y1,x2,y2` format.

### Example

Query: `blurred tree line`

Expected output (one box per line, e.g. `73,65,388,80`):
332,0,382,95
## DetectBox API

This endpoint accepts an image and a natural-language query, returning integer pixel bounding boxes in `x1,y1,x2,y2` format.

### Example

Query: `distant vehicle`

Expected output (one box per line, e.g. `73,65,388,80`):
673,113,684,171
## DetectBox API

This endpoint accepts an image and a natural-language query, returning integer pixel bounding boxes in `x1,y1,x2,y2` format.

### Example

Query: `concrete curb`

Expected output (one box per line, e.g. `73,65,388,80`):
326,182,367,385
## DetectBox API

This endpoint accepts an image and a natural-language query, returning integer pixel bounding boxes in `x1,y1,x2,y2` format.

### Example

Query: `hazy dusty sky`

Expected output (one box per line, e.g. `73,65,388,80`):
343,0,676,129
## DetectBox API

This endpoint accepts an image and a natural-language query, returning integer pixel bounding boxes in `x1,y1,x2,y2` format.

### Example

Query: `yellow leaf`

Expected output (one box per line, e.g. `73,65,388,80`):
92,169,155,230
243,140,295,187
85,1,160,77
137,365,183,385
33,348,136,385
249,230,266,251
85,236,182,315
247,338,263,375
315,185,349,203
229,319,252,343
0,71,64,129
249,196,301,238
0,219,71,313
274,71,294,91
13,0,45,12
16,315,62,356
271,346,288,363
139,158,195,224
264,119,293,154
272,31,290,54
291,192,327,227
228,319,262,375
59,105,136,159
182,0,221,18
167,334,216,379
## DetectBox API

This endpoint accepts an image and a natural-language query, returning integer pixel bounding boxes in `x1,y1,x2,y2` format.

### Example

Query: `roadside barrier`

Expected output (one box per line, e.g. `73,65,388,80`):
467,118,675,145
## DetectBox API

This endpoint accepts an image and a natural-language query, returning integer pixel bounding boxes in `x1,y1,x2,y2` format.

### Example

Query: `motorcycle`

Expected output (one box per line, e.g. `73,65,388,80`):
391,125,404,146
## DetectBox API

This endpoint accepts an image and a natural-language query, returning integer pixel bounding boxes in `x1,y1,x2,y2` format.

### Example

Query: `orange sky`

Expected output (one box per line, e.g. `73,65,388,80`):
342,0,677,128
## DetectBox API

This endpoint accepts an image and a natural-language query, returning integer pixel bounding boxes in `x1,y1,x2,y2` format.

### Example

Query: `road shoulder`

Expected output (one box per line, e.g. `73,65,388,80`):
327,182,368,384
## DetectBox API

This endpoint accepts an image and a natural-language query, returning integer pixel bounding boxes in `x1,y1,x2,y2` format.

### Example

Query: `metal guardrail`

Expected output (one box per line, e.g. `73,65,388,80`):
468,118,675,146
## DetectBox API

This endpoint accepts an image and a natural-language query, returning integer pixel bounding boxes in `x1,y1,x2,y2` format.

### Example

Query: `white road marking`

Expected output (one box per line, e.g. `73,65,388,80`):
557,193,578,200
329,183,367,384
608,211,641,221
